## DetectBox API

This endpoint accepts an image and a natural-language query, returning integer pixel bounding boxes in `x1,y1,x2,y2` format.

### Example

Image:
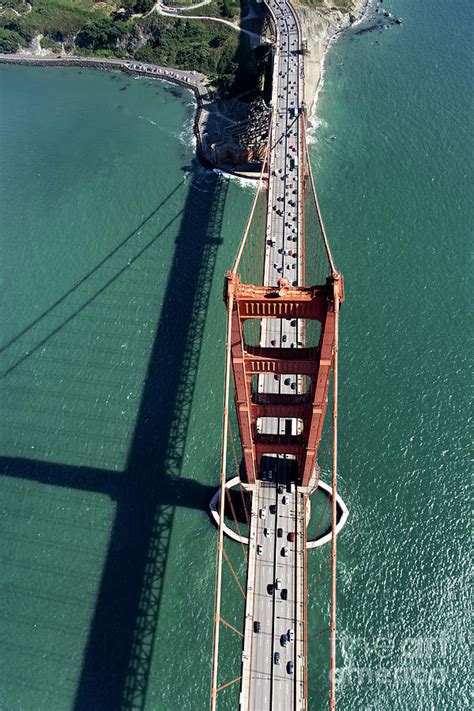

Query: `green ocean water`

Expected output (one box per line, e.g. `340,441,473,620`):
0,0,471,708
0,65,252,710
308,0,471,708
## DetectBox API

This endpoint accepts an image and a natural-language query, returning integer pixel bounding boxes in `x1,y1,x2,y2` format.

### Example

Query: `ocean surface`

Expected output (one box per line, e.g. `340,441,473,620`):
0,0,471,708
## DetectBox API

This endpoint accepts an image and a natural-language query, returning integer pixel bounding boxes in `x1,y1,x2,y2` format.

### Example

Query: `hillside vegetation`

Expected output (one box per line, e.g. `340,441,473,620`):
0,0,270,96
295,0,358,13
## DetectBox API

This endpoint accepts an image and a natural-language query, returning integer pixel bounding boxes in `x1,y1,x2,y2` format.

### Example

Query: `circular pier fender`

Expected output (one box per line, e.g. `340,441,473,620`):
209,476,349,549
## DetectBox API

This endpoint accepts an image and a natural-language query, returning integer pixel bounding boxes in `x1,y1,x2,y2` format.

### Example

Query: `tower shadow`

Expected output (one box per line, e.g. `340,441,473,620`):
75,164,229,710
0,162,230,710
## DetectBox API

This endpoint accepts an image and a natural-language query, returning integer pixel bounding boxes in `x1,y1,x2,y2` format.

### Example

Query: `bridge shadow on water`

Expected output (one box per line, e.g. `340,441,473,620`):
0,162,229,709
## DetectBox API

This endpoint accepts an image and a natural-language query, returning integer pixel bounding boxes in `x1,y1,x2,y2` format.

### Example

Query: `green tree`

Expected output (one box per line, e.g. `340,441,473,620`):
4,17,34,44
0,28,22,52
76,17,128,51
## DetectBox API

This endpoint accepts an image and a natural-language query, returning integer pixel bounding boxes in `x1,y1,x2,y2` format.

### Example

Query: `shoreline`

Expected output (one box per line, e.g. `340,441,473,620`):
0,0,371,176
300,0,372,124
0,54,215,169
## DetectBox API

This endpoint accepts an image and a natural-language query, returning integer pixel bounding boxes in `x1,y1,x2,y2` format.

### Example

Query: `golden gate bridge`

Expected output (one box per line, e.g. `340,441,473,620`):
210,0,347,707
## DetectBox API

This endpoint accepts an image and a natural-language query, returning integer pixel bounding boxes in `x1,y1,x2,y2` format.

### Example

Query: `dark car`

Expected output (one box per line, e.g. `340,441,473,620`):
270,504,277,515
267,583,274,595
287,661,294,674
254,621,261,633
274,652,281,665
277,527,283,538
281,588,288,600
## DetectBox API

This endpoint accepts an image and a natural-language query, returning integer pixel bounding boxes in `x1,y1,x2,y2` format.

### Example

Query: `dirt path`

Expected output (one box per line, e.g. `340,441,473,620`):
147,0,271,45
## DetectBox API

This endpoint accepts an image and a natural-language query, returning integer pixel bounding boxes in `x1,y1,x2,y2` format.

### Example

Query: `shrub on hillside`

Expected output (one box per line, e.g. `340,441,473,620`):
0,27,23,52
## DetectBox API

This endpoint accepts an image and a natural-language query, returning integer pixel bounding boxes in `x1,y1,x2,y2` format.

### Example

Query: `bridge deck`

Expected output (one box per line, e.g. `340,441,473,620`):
240,0,309,706
240,479,306,710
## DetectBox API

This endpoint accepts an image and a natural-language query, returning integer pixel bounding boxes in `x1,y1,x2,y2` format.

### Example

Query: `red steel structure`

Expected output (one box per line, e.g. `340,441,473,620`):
225,272,343,487
211,99,344,711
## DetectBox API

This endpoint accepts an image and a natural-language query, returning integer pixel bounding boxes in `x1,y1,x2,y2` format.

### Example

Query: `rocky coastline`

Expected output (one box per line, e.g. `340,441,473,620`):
0,0,371,177
296,0,371,118
0,53,219,168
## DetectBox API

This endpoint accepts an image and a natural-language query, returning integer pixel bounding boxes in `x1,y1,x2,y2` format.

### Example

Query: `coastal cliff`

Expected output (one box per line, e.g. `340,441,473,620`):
296,0,369,114
0,0,370,173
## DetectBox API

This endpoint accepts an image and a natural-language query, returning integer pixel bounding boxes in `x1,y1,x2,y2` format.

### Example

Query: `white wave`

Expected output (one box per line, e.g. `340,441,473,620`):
307,52,329,145
138,115,160,127
226,173,257,191
351,0,375,28
307,0,375,143
176,111,197,149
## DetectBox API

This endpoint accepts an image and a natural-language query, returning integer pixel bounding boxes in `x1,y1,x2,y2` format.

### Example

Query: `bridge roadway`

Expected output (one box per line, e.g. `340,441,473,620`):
240,0,307,708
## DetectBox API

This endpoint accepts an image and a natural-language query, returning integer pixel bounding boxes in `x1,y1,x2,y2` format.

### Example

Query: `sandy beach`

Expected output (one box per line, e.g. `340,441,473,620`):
298,0,371,119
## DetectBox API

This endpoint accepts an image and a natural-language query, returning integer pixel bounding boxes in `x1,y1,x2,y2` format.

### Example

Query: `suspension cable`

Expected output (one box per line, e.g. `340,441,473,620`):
216,676,242,694
219,616,244,639
229,420,250,528
211,292,234,711
223,547,246,599
225,485,247,563
329,293,340,710
303,121,336,276
232,139,271,275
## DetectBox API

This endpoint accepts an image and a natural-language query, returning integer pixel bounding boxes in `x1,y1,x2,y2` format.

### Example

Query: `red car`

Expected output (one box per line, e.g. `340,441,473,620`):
288,532,295,542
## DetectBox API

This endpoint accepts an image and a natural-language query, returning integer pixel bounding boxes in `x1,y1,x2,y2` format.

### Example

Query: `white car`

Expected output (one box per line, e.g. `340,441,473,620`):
257,544,263,556
275,578,282,590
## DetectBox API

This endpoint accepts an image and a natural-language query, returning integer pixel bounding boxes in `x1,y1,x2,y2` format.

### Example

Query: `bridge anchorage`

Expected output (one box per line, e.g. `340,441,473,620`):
210,0,347,707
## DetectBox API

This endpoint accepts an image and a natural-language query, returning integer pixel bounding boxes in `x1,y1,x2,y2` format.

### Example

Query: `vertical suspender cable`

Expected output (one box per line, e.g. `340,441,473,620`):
329,292,340,710
211,291,235,711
